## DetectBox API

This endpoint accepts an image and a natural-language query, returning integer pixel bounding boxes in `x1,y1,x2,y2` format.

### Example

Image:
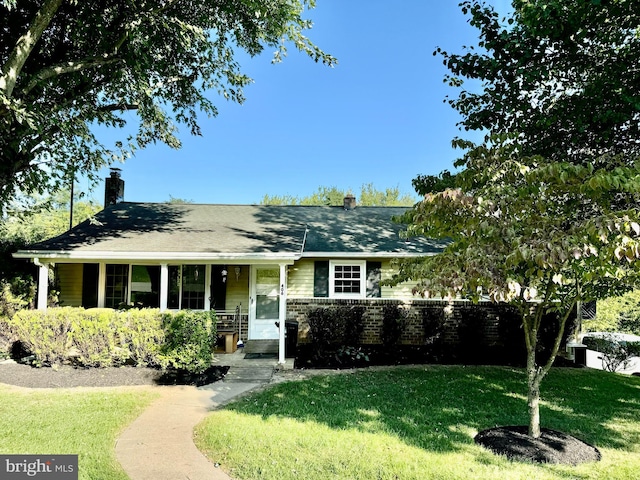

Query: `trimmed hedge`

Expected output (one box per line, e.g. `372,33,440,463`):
7,307,216,372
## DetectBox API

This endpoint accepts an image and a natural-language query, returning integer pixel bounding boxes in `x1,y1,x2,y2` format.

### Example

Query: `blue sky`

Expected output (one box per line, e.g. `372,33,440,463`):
91,0,511,205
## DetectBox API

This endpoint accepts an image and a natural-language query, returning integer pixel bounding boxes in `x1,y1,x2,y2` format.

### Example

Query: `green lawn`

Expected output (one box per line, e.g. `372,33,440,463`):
0,385,157,480
195,366,640,480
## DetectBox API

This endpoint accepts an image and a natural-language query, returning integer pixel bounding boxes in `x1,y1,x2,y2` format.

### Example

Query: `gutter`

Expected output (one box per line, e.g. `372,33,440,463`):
13,250,298,264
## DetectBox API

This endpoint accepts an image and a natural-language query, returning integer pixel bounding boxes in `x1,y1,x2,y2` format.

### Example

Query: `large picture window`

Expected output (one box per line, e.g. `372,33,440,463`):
167,264,206,310
130,265,160,308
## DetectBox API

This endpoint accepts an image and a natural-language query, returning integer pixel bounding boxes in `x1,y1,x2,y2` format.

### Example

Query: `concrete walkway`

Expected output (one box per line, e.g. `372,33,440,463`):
116,354,280,480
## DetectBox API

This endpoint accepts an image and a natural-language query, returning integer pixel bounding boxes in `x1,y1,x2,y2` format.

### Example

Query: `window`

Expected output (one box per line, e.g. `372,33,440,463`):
167,265,206,310
315,260,382,299
105,264,129,308
130,265,160,308
182,264,205,309
330,260,366,298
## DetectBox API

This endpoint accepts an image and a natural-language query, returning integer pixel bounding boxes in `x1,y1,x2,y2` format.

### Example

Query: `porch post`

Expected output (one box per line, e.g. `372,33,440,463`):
35,259,48,311
278,263,287,364
204,264,212,311
97,263,106,308
159,264,168,311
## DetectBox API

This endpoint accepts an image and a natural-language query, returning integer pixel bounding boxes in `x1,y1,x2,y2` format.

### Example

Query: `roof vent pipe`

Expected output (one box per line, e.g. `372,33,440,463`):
343,194,356,210
104,168,124,207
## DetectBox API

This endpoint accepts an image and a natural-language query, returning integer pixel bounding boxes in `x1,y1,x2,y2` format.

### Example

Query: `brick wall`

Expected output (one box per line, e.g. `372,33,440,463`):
287,298,519,348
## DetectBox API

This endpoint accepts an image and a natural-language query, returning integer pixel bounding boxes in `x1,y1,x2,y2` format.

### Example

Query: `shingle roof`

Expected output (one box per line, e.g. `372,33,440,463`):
17,202,445,259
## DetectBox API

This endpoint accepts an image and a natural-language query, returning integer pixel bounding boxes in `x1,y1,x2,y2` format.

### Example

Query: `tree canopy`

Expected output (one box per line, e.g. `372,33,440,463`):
393,0,640,439
439,0,640,163
0,0,335,211
590,290,640,336
0,189,101,304
261,184,417,206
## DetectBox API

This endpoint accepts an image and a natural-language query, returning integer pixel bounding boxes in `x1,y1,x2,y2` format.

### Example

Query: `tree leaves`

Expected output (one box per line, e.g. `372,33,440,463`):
0,0,336,212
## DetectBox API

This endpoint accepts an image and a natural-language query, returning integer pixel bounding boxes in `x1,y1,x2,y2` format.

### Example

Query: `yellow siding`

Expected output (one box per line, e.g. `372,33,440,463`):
287,258,420,300
287,259,315,298
225,265,250,314
57,263,83,307
380,260,419,299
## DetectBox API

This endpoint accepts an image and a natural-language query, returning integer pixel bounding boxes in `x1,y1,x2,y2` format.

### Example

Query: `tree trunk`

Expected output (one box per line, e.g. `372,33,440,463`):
0,0,64,97
526,344,542,438
522,300,574,439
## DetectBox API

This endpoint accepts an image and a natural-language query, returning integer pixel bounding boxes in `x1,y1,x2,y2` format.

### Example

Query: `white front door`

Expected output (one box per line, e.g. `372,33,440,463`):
249,266,280,339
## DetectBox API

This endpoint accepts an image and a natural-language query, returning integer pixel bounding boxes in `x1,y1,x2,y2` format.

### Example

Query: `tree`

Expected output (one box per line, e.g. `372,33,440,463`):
0,0,335,210
438,0,640,164
590,290,640,336
1,189,101,249
394,0,640,439
0,189,101,313
165,196,194,205
261,183,416,206
392,138,640,439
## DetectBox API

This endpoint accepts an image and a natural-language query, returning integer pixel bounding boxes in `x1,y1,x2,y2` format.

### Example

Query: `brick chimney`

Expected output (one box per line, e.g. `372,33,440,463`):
343,194,356,210
104,168,124,207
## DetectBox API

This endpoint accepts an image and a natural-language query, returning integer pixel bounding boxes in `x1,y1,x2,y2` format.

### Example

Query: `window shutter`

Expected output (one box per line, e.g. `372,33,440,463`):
314,261,329,297
366,261,382,298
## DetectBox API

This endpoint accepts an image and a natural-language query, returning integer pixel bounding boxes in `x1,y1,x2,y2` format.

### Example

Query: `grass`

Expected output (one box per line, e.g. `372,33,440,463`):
0,385,157,480
195,366,640,480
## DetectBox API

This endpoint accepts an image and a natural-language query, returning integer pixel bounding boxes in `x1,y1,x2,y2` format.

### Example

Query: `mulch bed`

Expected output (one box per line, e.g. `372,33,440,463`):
0,361,228,388
475,426,601,465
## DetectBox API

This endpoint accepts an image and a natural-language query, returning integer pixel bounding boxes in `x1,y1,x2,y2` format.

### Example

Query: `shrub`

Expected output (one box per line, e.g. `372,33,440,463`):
0,278,34,319
68,308,120,367
119,309,165,367
161,310,217,373
339,305,366,346
381,304,409,348
307,307,339,353
497,306,526,365
7,307,216,372
422,307,445,346
456,306,489,363
583,334,640,372
422,307,446,360
8,307,74,366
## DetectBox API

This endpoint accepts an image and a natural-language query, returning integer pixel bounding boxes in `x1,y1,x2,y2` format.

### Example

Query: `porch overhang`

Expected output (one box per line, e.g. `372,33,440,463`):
13,250,298,264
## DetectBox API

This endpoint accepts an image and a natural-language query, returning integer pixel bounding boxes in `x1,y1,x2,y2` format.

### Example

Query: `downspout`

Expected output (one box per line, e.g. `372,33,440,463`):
300,224,310,255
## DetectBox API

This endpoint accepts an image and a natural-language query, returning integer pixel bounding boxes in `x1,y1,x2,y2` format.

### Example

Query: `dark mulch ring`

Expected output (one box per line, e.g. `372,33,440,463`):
0,361,229,389
474,426,602,466
156,365,229,387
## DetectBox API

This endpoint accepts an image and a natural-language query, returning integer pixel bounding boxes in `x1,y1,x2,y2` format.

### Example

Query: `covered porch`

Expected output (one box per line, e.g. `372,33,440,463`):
30,259,293,364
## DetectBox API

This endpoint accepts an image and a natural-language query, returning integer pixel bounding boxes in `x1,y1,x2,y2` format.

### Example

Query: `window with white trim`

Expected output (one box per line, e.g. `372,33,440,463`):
329,260,366,298
105,264,128,308
167,264,206,310
105,264,161,308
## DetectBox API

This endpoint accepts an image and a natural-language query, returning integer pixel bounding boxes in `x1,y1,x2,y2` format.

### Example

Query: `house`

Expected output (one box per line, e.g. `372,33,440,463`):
14,171,447,363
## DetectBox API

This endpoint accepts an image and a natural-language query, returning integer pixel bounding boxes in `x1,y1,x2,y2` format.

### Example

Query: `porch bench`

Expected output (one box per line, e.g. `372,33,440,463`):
217,329,239,354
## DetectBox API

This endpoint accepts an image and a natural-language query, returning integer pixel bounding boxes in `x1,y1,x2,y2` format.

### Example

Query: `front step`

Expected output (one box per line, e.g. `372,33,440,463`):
243,340,278,354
